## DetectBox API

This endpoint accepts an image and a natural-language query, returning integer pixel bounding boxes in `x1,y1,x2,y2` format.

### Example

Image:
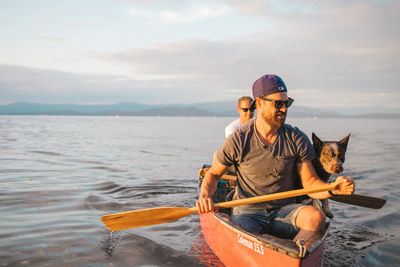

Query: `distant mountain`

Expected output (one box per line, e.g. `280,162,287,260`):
289,106,341,118
0,102,224,116
119,105,215,116
0,101,399,118
0,102,154,114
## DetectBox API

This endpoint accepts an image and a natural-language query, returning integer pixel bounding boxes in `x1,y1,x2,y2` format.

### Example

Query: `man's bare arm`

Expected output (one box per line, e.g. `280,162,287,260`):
197,161,230,213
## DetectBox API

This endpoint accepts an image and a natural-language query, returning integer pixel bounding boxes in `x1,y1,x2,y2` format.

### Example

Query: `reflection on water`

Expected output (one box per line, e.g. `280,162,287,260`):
191,227,224,267
98,229,123,257
0,116,399,266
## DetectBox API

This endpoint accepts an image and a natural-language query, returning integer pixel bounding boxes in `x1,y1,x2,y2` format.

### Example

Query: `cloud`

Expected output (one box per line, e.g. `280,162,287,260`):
130,4,233,23
225,0,316,16
0,65,135,103
0,64,220,104
1,0,399,112
36,36,68,42
104,0,400,108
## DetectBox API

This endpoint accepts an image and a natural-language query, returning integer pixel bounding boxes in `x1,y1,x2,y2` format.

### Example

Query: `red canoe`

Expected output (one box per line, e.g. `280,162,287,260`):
198,166,329,267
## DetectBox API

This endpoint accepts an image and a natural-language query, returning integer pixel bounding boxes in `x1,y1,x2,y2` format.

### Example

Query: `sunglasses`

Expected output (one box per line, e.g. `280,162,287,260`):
260,97,294,109
239,107,253,112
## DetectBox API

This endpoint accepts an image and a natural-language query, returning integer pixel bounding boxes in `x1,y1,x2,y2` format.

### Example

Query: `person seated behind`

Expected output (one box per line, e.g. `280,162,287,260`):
212,96,254,166
197,74,355,249
225,96,254,138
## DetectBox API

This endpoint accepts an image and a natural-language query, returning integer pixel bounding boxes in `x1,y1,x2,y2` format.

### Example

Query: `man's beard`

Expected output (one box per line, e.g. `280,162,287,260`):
264,110,286,129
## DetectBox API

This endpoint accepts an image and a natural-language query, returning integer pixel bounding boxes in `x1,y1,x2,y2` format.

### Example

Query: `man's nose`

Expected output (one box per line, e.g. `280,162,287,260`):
279,105,287,112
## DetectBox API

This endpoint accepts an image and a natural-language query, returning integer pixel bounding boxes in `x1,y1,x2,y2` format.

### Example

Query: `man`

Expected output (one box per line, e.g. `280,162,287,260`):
197,74,354,249
225,96,254,138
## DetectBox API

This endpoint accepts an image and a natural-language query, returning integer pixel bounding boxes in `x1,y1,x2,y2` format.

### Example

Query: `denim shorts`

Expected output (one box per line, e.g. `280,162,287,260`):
231,203,307,238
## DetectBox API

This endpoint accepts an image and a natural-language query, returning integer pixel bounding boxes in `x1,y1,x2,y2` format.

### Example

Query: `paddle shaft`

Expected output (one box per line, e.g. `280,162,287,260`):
202,171,386,209
101,182,340,231
214,182,339,208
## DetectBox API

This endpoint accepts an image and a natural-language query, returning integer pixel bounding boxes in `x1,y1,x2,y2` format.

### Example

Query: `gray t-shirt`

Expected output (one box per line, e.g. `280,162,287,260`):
216,119,315,209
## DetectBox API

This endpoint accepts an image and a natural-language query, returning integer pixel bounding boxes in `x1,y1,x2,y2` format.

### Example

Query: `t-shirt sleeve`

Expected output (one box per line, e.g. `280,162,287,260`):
225,126,232,138
216,134,239,166
225,123,235,138
294,129,315,163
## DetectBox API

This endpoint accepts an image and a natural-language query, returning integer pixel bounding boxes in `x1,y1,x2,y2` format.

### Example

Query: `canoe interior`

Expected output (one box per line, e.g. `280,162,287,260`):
198,164,330,260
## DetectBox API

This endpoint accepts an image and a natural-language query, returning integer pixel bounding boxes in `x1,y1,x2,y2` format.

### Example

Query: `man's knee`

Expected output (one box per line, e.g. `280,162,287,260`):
296,206,326,231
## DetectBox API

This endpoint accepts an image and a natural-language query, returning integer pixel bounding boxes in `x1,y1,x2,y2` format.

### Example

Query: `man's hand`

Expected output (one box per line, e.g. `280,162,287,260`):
332,176,355,195
196,197,217,214
197,162,229,214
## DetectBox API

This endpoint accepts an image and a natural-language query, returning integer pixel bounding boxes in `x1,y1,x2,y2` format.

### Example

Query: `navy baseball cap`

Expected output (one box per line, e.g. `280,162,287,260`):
249,74,287,111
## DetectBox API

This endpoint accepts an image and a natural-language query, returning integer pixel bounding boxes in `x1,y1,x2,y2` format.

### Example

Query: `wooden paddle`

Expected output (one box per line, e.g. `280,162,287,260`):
101,181,340,231
330,194,386,209
198,169,386,210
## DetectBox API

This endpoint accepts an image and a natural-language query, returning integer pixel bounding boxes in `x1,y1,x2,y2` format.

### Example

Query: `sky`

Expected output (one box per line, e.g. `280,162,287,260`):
0,0,399,113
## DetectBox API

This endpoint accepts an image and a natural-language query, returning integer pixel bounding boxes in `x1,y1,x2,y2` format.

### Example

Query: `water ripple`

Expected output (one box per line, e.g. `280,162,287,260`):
1,116,399,266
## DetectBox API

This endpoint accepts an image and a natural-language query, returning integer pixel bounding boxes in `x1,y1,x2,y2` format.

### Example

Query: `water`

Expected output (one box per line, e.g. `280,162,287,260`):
0,115,399,266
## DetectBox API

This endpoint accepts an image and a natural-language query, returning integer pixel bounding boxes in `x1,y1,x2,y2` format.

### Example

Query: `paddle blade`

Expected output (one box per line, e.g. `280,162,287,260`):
101,207,198,231
330,194,386,209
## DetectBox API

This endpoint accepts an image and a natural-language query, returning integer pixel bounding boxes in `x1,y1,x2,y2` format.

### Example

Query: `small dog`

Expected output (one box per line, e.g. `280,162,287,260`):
311,132,351,218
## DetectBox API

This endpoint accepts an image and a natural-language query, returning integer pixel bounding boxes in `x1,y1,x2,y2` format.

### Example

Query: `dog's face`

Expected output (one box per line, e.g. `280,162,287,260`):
312,133,350,174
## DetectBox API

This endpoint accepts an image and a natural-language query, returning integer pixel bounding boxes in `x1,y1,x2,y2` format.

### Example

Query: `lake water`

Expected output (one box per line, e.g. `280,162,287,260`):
0,115,399,266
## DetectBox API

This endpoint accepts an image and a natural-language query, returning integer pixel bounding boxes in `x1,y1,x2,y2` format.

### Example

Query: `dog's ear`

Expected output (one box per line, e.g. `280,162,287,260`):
312,132,323,146
339,133,351,151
